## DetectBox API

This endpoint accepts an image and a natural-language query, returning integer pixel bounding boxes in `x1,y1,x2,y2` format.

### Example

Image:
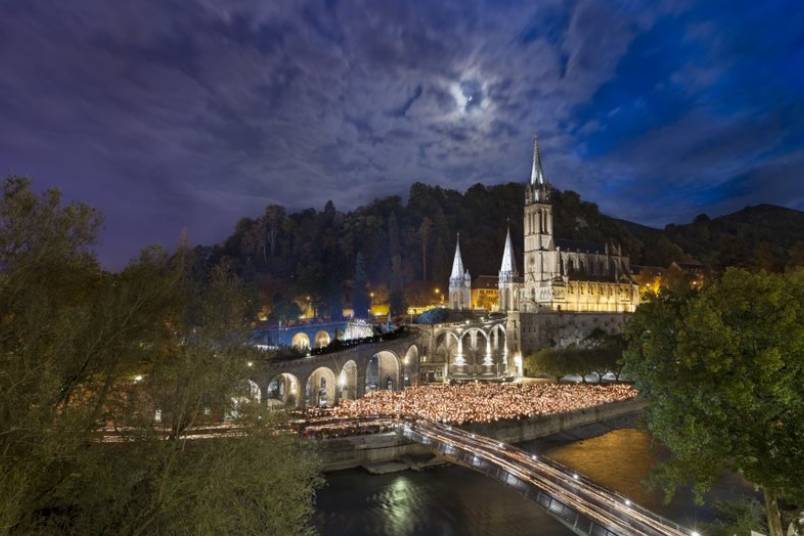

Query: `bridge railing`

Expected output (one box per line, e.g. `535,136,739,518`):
401,422,620,536
427,419,687,536
306,326,410,356
522,445,687,534
258,326,412,364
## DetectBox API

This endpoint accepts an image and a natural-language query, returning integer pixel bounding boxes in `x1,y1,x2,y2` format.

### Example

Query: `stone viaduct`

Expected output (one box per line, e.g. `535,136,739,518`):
247,332,422,409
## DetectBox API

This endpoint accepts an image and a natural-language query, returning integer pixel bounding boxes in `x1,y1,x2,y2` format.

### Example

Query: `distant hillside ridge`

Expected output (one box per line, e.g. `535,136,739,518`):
194,182,803,308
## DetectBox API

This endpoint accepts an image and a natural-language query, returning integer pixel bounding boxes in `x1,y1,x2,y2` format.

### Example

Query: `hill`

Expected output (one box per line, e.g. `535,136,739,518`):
193,182,804,312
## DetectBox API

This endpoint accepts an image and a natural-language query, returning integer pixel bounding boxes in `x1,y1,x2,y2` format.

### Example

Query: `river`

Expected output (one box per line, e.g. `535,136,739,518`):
314,418,755,535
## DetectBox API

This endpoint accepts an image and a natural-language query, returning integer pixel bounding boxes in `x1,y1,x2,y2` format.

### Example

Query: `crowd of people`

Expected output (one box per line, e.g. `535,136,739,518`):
322,382,638,425
292,416,397,439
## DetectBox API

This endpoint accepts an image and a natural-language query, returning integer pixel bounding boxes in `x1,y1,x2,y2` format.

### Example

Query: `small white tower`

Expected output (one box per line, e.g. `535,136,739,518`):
448,233,471,310
498,226,520,311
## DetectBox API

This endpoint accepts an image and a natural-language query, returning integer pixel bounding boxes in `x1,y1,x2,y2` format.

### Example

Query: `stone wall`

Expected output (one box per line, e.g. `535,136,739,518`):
461,398,647,444
517,310,630,353
315,432,431,472
315,398,647,472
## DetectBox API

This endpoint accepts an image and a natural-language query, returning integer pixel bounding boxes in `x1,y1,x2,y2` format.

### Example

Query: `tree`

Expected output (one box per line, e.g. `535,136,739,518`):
418,217,432,281
264,204,287,259
269,292,302,323
0,178,321,535
524,329,624,381
787,241,804,270
623,269,804,536
389,254,406,316
352,252,370,318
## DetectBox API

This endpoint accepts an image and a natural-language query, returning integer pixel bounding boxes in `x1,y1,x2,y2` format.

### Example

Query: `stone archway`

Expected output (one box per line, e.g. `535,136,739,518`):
469,328,494,372
314,330,331,349
490,324,508,374
266,373,301,408
306,367,337,408
403,345,419,387
245,379,261,403
227,379,262,421
339,360,358,401
291,332,310,351
366,350,401,392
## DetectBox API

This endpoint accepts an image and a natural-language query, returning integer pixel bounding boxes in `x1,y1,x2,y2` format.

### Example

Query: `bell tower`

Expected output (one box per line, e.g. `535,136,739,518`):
523,137,558,306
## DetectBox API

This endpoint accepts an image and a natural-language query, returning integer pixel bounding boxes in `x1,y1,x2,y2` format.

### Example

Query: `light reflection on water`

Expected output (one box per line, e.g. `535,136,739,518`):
315,465,573,536
544,428,661,507
528,427,756,527
315,426,755,535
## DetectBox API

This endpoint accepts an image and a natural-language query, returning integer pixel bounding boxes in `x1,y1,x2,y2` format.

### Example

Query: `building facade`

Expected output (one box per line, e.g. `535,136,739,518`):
449,138,640,316
422,137,640,382
471,275,500,310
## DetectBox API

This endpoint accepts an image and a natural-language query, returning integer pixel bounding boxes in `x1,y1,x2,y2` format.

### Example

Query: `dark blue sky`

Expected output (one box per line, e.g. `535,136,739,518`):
1,0,802,268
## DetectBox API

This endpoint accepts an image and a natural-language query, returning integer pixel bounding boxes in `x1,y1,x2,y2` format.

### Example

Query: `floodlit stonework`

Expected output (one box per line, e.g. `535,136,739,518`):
429,137,641,381
450,137,640,316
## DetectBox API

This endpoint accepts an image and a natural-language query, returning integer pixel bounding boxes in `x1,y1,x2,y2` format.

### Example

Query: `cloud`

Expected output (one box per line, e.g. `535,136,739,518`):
0,0,801,268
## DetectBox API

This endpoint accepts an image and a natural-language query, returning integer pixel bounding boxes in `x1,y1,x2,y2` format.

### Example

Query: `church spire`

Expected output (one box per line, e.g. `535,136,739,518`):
450,233,466,280
499,226,518,276
530,136,546,186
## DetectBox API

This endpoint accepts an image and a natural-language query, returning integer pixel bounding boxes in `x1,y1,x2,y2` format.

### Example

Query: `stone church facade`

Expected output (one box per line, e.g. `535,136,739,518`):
424,138,641,381
450,138,640,317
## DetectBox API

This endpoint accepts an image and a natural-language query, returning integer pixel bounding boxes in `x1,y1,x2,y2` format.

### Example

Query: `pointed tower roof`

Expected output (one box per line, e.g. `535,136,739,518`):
450,233,465,280
499,226,518,276
530,136,547,186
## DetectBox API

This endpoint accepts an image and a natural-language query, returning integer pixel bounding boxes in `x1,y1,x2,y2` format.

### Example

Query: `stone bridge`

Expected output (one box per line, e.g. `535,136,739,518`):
247,332,422,409
251,319,376,351
404,419,691,536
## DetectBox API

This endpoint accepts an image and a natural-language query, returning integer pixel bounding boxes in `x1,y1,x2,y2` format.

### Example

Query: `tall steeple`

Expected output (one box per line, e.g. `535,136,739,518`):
530,136,546,187
498,225,519,312
448,233,471,310
450,233,466,280
523,135,557,310
499,226,518,277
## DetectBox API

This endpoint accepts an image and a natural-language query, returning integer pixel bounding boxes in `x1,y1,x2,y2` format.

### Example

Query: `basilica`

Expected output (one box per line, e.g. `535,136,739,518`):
413,138,641,383
448,138,640,315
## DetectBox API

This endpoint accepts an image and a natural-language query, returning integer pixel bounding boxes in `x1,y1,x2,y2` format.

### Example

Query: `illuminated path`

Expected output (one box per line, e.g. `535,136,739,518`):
400,419,695,536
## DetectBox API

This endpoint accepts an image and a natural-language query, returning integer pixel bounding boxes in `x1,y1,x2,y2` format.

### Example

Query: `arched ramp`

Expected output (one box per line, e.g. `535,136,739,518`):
403,345,419,387
291,332,310,351
366,350,401,392
339,360,358,401
314,330,331,349
227,379,262,421
266,373,302,408
306,367,337,408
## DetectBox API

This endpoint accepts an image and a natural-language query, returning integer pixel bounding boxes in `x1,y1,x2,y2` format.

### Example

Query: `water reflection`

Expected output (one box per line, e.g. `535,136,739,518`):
315,426,756,535
315,465,573,536
544,428,660,507
525,427,756,528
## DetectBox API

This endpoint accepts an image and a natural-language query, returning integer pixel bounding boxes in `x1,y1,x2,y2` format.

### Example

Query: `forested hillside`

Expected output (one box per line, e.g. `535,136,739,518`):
192,182,804,314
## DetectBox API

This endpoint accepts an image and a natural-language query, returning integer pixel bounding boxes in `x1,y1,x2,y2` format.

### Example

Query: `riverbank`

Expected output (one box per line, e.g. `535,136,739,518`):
315,397,647,472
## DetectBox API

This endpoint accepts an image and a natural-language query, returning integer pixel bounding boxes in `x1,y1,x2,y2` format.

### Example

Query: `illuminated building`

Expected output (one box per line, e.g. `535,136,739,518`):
450,137,640,315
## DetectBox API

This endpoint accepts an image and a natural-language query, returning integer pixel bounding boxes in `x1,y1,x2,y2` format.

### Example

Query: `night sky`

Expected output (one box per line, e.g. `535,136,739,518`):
1,0,803,268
